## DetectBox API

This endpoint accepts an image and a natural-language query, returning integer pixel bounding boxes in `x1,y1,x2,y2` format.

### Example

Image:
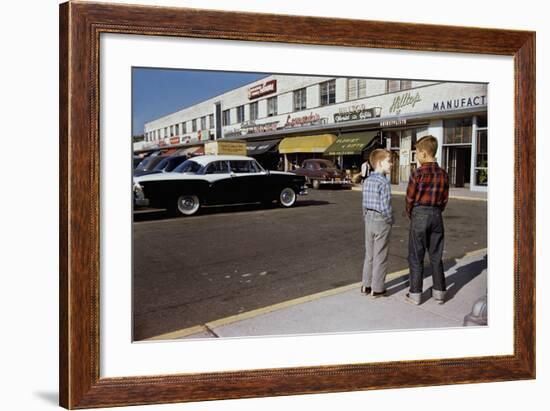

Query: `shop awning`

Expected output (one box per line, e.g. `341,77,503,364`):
176,146,203,156
279,134,336,154
247,139,279,155
162,148,178,155
324,131,379,156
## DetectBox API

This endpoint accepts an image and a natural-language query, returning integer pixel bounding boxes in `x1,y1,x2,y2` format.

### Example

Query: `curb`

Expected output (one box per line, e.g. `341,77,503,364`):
350,185,487,202
142,248,487,341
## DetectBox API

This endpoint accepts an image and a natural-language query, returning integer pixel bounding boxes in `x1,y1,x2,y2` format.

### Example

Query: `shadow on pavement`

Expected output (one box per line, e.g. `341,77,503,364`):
133,199,330,222
385,254,487,304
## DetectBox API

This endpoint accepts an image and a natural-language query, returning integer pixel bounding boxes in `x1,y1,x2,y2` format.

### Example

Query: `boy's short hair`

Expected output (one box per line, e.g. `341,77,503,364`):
416,135,438,157
369,149,391,169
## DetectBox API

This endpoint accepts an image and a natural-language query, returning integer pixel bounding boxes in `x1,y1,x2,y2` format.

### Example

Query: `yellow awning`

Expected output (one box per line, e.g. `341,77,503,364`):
279,134,337,154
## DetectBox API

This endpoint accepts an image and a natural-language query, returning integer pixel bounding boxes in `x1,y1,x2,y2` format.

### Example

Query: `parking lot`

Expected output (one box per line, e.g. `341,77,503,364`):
133,188,487,341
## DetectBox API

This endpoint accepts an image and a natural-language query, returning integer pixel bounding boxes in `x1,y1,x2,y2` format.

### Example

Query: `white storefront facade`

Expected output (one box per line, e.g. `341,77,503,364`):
137,75,487,191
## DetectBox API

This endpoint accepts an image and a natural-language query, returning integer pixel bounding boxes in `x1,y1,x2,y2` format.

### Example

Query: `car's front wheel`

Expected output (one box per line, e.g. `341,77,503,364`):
176,194,201,216
278,187,297,208
312,179,321,189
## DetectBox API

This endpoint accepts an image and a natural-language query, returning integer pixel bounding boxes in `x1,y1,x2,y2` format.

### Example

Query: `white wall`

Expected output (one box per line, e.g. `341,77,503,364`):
2,1,547,411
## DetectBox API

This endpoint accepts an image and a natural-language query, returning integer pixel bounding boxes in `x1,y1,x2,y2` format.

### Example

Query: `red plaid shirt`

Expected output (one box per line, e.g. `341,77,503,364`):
405,162,449,217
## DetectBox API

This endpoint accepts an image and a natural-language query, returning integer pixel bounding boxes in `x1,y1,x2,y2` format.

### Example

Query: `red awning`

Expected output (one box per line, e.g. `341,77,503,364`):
162,148,178,155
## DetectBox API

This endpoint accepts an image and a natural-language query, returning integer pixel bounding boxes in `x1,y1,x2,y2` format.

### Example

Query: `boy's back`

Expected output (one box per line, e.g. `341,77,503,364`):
405,136,449,305
406,162,449,218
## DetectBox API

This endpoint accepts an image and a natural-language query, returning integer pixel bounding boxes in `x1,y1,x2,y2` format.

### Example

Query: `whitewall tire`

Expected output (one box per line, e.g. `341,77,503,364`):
176,194,200,216
278,187,297,208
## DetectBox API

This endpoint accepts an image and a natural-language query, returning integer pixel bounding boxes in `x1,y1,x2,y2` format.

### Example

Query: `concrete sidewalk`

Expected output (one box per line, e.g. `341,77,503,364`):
351,182,487,201
169,249,487,340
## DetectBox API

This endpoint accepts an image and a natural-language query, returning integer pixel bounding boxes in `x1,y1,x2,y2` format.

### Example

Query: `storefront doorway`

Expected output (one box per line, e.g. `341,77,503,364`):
444,146,471,187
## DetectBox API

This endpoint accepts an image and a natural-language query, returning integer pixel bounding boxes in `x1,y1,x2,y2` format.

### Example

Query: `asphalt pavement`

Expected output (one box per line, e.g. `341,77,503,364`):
133,188,487,341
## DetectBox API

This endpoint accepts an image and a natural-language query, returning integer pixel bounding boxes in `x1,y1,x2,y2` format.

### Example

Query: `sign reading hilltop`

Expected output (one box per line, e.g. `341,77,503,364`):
389,92,422,115
248,80,277,100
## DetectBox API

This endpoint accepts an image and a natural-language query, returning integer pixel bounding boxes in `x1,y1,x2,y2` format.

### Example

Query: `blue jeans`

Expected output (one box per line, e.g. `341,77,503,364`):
408,206,446,297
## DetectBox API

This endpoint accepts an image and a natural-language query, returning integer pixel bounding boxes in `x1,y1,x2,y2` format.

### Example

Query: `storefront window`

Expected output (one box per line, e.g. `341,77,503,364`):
444,118,472,144
236,105,245,123
293,88,307,111
267,96,277,116
222,110,230,126
477,115,487,128
386,79,412,93
320,80,336,106
475,129,488,186
209,114,214,129
249,102,259,121
347,78,367,100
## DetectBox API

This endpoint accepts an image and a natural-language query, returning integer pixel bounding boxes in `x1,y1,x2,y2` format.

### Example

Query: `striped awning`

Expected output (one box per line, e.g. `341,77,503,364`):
278,134,337,154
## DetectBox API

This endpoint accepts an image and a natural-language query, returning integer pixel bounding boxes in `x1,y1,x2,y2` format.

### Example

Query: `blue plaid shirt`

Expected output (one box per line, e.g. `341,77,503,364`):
362,172,393,224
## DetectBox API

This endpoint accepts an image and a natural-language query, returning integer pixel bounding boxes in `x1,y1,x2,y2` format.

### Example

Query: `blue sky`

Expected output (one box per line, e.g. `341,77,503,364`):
132,68,268,136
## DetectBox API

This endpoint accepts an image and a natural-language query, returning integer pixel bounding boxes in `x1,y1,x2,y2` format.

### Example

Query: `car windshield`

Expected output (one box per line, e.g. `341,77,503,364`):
173,159,202,174
318,162,333,169
152,158,170,171
136,156,153,170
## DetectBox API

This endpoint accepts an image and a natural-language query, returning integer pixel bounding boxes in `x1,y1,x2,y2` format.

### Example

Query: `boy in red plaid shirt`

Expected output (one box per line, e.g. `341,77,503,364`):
405,136,449,305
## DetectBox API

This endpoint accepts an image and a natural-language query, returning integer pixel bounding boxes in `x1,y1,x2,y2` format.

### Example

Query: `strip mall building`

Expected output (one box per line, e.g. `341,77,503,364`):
136,75,488,191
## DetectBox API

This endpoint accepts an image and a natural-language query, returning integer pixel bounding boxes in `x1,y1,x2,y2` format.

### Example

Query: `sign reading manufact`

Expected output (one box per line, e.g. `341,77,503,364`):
432,95,487,111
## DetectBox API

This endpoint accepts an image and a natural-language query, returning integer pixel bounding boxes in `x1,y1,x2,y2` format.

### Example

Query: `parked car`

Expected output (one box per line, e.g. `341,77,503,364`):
133,155,307,216
133,156,143,169
134,155,188,177
291,159,352,189
134,155,168,175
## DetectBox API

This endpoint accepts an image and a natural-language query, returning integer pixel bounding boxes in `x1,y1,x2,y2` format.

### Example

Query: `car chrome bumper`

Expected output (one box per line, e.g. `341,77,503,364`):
319,179,352,186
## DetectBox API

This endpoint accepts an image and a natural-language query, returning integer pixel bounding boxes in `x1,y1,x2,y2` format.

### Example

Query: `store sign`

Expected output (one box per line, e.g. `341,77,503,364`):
284,112,324,128
204,141,247,156
248,80,277,99
241,120,279,134
169,136,180,145
432,95,487,111
389,92,422,115
334,105,381,123
380,118,407,127
224,129,243,138
182,136,191,144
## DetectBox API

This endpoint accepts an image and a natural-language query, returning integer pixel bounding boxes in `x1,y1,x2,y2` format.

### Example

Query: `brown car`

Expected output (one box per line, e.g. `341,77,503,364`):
292,158,352,189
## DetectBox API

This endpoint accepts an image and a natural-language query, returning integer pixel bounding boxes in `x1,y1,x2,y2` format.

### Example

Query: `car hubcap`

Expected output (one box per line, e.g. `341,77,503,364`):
280,188,296,206
177,195,199,215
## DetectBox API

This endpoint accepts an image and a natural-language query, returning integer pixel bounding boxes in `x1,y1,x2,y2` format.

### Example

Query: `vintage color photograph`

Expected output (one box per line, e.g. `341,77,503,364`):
132,69,488,341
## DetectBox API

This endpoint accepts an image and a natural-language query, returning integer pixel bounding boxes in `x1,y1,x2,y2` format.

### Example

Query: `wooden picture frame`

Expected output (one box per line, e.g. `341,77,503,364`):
59,1,535,408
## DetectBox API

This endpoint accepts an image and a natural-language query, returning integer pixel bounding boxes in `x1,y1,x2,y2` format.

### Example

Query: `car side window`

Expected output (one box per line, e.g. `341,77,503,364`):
205,161,230,174
230,160,257,173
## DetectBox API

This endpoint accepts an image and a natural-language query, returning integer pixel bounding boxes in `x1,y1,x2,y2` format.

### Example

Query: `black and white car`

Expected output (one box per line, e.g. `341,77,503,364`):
133,155,307,216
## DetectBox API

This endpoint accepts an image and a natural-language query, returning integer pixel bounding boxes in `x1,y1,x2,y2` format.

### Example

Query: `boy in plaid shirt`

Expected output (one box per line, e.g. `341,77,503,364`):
361,149,394,297
405,135,449,305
